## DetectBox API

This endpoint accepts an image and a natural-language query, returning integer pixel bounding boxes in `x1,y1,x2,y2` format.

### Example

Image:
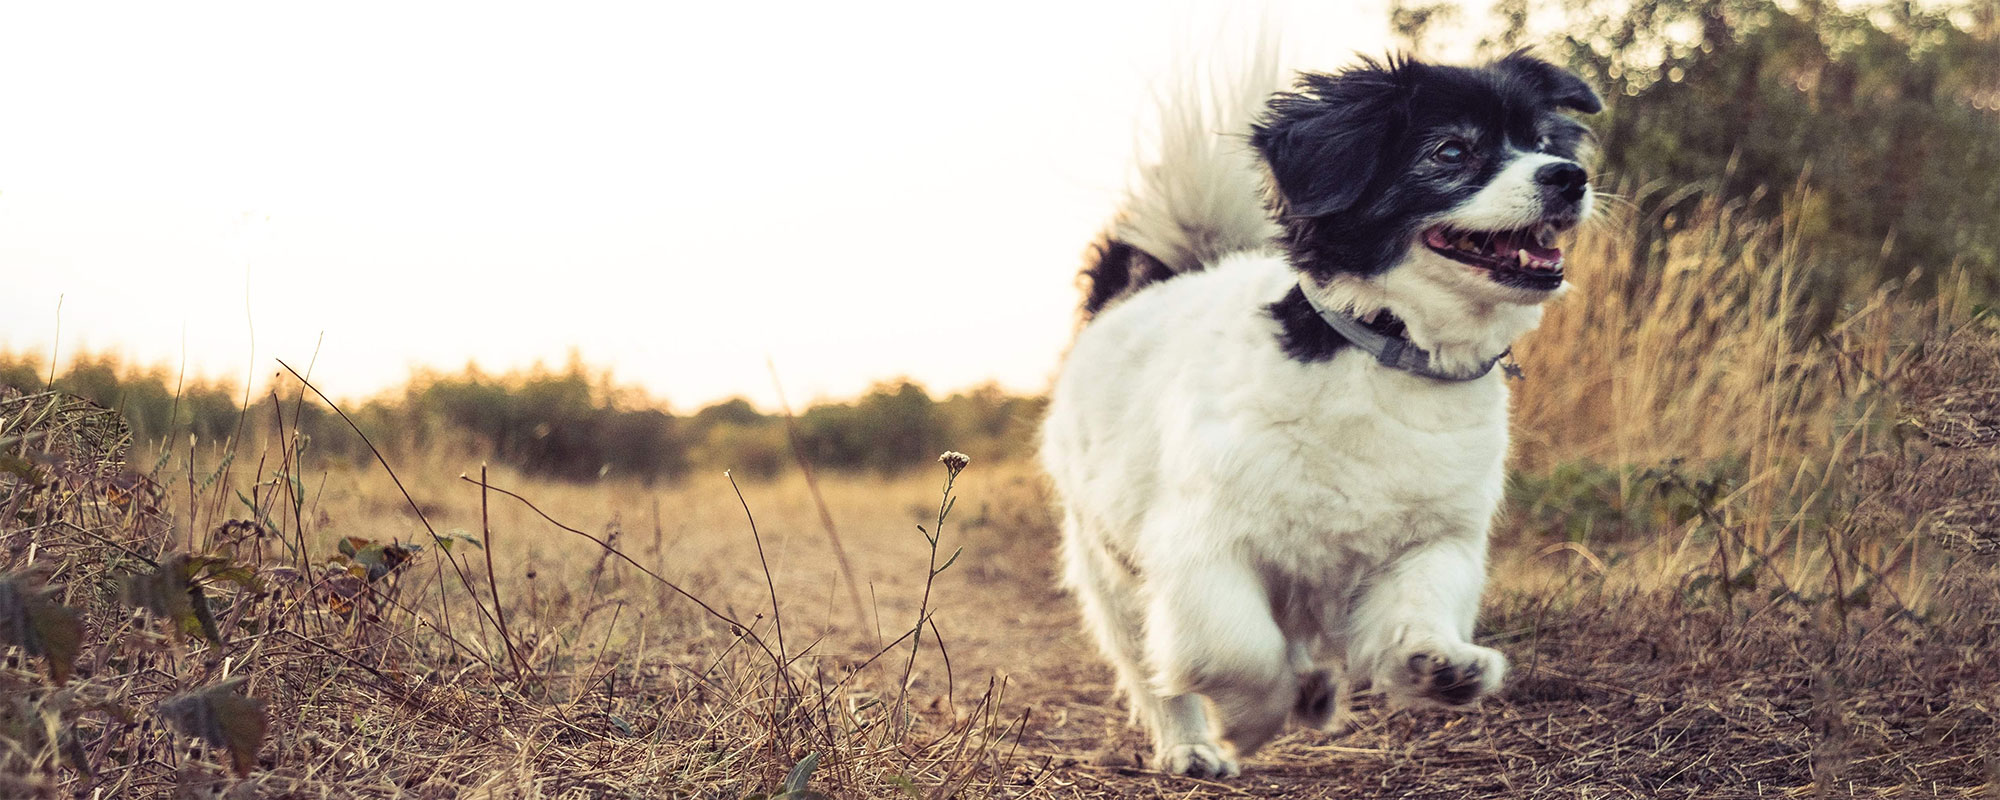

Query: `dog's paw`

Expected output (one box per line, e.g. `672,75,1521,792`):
1393,643,1505,706
1157,742,1240,778
1291,669,1348,732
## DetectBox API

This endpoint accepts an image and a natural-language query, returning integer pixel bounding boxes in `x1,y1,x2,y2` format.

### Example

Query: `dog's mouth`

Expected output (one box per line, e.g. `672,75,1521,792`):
1422,223,1568,291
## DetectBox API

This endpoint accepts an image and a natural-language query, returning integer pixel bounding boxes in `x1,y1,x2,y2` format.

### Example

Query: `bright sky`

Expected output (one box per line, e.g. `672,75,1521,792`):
0,1,1389,412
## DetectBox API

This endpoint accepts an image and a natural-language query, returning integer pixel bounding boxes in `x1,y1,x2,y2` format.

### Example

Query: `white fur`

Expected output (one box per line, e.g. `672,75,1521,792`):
1443,150,1595,233
1111,45,1285,274
1043,252,1524,775
1042,66,1567,780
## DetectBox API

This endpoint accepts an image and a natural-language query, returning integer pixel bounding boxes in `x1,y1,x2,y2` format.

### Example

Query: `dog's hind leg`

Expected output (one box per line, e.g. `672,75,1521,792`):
1146,554,1294,773
1059,514,1164,745
1288,642,1351,733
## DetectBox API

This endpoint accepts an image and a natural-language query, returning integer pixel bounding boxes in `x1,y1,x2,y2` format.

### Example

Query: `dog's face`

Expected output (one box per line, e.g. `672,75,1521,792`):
1251,52,1601,306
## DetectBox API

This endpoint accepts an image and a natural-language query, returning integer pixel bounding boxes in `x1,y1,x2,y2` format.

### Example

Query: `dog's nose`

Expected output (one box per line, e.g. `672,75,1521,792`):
1536,162,1589,205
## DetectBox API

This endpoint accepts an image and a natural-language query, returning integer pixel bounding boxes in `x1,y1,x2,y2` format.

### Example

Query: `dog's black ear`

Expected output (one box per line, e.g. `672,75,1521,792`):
1251,64,1406,219
1495,50,1602,114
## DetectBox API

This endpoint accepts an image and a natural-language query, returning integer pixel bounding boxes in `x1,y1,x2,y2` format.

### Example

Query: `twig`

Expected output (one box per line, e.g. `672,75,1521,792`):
727,470,786,665
217,271,256,532
482,464,529,682
45,294,60,392
729,469,794,764
768,359,869,626
929,616,954,715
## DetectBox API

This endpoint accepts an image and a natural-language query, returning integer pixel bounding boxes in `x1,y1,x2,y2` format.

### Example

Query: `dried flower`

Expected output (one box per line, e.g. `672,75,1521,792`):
938,451,970,475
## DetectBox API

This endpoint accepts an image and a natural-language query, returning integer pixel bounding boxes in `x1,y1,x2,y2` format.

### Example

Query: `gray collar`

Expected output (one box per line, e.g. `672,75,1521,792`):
1299,286,1509,382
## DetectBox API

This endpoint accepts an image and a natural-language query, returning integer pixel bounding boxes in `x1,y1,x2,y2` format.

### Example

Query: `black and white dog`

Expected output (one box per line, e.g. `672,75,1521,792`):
1040,52,1600,778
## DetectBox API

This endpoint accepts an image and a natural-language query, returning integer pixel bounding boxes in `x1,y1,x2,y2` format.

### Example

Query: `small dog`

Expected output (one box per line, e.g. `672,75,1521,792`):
1040,51,1600,778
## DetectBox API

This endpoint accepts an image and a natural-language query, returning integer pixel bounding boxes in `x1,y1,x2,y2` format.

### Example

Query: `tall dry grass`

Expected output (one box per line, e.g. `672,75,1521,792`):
1506,189,1991,613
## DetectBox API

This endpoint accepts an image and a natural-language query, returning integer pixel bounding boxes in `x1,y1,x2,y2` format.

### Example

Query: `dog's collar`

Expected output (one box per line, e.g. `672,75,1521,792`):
1299,286,1509,382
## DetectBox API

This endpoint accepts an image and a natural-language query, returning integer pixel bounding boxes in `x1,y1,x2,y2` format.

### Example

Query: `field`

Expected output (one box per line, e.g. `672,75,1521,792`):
5,205,1999,798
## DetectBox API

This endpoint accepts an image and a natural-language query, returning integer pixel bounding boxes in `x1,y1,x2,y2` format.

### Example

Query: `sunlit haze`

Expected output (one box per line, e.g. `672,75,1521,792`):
1,1,1389,411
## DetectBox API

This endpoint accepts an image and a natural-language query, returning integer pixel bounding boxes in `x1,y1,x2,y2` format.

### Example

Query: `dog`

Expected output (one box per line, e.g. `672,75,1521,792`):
1039,51,1601,778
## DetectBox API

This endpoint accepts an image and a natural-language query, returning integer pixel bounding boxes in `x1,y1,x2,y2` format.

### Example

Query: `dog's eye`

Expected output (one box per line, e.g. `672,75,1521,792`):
1536,135,1553,151
1432,141,1470,164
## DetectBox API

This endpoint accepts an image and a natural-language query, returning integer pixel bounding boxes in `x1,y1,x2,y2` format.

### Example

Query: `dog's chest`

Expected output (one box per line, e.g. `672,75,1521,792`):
1222,365,1512,569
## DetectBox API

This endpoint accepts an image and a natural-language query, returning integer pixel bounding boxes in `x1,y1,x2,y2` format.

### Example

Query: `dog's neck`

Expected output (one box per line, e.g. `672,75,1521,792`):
1293,270,1547,376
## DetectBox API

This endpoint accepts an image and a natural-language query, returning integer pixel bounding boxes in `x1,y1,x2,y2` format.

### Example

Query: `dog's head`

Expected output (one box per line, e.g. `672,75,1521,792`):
1251,52,1601,306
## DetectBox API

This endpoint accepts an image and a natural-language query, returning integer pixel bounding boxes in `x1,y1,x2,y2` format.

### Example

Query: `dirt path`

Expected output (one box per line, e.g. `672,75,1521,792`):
670,439,1996,799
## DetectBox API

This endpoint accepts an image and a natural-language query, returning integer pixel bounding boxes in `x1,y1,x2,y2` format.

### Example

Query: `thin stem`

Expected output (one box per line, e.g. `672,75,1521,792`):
767,359,868,626
482,464,528,681
896,464,962,736
728,471,787,666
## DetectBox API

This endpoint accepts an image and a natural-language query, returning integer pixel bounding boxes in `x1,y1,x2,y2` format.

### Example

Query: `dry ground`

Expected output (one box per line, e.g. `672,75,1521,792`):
249,407,1993,798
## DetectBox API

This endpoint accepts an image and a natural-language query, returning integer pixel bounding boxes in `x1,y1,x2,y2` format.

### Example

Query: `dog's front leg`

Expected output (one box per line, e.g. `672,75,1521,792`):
1144,555,1293,776
1345,532,1507,707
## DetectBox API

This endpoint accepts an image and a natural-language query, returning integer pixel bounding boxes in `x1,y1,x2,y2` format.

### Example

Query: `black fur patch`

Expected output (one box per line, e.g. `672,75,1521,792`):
1265,285,1414,363
1266,285,1352,362
1079,236,1175,321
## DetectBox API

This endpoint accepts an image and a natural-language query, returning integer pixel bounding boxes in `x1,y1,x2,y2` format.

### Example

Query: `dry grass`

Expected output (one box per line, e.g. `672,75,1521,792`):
4,200,1998,798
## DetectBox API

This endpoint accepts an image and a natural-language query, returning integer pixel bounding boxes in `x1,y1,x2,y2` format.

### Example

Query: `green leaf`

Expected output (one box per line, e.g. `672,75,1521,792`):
204,564,263,593
60,726,93,777
124,553,225,646
781,751,819,795
184,554,265,594
934,546,963,576
32,601,81,686
350,541,421,582
0,572,84,684
0,453,38,481
884,774,922,798
235,489,260,517
190,590,225,647
1729,565,1758,590
159,678,267,777
433,531,483,552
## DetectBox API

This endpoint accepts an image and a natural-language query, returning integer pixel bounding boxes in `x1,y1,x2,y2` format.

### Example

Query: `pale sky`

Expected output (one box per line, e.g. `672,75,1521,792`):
0,1,1390,412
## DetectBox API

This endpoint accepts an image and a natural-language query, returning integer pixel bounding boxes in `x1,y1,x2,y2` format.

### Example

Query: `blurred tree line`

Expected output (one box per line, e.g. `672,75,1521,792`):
0,351,1046,484
1397,0,2000,302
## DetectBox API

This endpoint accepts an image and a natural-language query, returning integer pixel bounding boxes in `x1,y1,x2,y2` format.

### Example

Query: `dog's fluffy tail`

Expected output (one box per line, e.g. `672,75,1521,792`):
1077,47,1285,322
